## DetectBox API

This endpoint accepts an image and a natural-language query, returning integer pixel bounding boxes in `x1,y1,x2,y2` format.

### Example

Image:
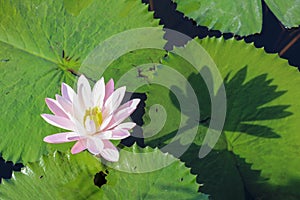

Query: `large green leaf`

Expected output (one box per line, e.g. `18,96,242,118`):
143,37,300,199
0,145,207,199
0,0,159,163
0,151,103,199
173,0,300,35
99,144,208,200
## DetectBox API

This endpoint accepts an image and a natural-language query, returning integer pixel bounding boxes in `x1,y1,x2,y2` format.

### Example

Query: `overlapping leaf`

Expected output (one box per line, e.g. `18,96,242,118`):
173,0,300,35
142,37,300,199
0,145,207,199
100,144,208,200
0,151,103,199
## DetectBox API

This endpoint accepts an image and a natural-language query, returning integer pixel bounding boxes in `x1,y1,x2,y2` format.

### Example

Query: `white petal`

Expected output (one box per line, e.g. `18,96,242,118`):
100,140,119,162
61,82,76,103
70,115,87,136
41,114,74,131
115,122,136,130
77,75,92,109
92,77,105,109
72,94,85,123
99,114,113,131
116,99,140,113
105,106,138,130
103,86,126,116
94,131,112,140
86,138,104,155
85,117,96,133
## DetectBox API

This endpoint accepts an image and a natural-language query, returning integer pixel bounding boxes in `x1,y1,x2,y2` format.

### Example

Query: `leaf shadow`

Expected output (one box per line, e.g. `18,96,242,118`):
144,66,294,199
180,142,300,200
181,142,266,200
170,66,292,139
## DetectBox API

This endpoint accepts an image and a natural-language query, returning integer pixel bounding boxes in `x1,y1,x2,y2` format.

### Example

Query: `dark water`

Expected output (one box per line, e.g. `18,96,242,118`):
143,0,300,69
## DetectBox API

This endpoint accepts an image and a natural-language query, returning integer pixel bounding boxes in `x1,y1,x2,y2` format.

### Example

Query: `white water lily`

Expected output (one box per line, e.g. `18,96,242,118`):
41,75,140,162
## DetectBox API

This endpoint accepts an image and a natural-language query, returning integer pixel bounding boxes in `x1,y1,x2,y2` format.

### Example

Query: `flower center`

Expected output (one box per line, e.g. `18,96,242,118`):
83,106,103,130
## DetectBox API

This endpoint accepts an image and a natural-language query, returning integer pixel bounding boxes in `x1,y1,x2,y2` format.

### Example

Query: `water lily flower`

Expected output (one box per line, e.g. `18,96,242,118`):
41,75,140,162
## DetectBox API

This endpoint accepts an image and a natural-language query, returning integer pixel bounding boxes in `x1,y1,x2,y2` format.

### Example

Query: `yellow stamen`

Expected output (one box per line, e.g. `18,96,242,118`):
83,107,103,129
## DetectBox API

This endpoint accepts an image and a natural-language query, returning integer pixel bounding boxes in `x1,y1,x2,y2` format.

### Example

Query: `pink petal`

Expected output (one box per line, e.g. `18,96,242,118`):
100,140,119,162
92,77,105,109
105,110,132,130
103,86,126,116
119,99,140,112
45,98,69,118
41,114,74,131
86,138,104,155
115,122,136,130
71,140,87,154
105,100,140,130
66,132,81,140
110,129,130,140
56,95,73,115
104,79,114,103
61,83,76,103
43,132,77,143
98,124,133,140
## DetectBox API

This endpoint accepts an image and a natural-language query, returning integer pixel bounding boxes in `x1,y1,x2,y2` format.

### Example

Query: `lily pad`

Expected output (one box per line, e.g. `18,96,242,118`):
0,145,208,199
173,0,300,35
0,151,103,199
143,37,300,199
0,0,159,164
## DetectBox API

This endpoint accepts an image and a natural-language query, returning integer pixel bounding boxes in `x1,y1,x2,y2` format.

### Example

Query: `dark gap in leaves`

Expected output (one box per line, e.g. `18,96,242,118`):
94,170,108,188
142,0,233,51
121,92,147,148
142,0,300,69
235,0,300,70
0,156,23,184
238,0,300,70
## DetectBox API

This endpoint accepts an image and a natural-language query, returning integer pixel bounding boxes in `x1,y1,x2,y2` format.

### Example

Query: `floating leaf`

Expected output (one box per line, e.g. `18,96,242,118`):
0,145,207,199
94,144,207,199
143,37,300,199
0,0,159,163
173,0,300,35
0,151,103,199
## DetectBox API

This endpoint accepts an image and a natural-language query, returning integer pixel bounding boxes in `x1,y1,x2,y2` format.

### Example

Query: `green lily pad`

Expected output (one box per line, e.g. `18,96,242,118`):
173,0,300,35
143,37,300,199
0,0,159,164
0,145,208,199
99,144,208,199
0,151,103,199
